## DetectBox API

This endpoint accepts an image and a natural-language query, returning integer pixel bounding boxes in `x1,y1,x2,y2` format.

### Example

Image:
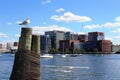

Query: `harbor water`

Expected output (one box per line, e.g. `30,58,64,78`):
0,53,120,80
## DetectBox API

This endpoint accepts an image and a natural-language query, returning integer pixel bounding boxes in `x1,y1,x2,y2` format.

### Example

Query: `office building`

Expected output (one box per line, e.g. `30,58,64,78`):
40,35,51,53
65,32,78,40
45,30,64,49
88,32,104,41
78,34,88,42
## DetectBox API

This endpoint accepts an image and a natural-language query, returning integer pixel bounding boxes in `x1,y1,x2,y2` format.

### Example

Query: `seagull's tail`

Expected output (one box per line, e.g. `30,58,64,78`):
19,23,23,25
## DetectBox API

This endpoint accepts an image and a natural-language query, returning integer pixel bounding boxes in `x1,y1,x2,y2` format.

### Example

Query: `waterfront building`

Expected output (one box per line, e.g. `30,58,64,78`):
45,30,64,49
6,42,18,50
6,42,13,50
40,35,51,53
64,32,78,40
88,32,104,41
84,40,112,53
59,40,80,51
13,42,18,46
84,41,98,52
0,43,6,50
97,40,112,53
78,34,88,42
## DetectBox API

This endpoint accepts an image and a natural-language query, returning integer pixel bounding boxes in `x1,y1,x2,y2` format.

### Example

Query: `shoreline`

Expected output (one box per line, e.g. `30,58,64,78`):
0,50,10,54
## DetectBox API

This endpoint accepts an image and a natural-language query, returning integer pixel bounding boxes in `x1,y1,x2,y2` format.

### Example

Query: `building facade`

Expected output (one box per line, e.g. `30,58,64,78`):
88,32,104,41
40,35,51,53
0,43,6,50
64,32,78,40
45,30,64,49
59,40,80,51
97,40,112,52
78,34,88,42
84,40,112,53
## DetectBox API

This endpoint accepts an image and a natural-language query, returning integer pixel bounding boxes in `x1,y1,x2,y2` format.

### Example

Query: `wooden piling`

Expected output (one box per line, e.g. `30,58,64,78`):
31,35,40,54
30,34,41,80
18,27,32,51
10,28,41,80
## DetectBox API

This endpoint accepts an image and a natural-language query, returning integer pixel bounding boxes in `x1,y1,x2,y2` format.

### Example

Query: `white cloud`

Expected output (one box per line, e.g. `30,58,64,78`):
0,32,8,38
113,36,120,45
78,32,85,35
51,12,92,22
102,22,120,28
101,17,120,28
112,28,120,33
7,22,13,25
32,25,72,35
15,34,20,37
84,24,101,29
105,37,113,41
41,0,51,4
115,16,120,22
56,8,65,12
115,36,120,39
84,16,120,30
0,40,15,44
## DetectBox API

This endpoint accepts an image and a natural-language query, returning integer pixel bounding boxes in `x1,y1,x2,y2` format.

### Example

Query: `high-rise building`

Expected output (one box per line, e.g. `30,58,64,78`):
88,32,104,41
65,32,78,40
78,34,88,42
40,35,51,53
45,30,64,49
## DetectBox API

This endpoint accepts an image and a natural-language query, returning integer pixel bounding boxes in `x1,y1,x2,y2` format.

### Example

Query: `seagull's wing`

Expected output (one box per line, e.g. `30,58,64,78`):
19,20,27,25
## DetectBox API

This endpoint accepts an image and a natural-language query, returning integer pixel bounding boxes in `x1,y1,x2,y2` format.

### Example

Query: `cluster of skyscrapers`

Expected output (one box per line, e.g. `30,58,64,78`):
40,31,112,53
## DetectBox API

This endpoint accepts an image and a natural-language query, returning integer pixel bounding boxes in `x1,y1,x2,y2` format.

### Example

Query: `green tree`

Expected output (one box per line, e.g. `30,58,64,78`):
49,48,56,54
93,48,98,52
73,48,79,54
55,48,59,53
79,49,85,54
65,48,69,54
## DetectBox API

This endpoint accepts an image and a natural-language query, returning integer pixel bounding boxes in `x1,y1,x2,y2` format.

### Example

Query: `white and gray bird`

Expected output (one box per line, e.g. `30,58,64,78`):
19,18,30,27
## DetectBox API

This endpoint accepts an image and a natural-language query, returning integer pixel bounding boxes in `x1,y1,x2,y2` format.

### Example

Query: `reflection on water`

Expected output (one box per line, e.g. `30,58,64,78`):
1,53,120,80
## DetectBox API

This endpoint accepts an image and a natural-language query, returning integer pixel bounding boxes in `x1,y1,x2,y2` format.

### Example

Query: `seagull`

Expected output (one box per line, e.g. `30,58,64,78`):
19,18,30,27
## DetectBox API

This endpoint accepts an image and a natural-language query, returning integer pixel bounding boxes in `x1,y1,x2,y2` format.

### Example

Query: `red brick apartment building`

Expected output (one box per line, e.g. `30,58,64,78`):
98,40,112,53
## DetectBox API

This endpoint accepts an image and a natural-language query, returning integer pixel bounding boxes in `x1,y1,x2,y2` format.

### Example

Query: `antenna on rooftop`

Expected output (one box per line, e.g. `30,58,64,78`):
80,24,83,34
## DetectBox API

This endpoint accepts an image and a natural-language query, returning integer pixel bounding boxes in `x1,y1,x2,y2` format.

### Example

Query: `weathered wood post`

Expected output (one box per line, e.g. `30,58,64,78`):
18,27,32,51
31,35,40,54
30,34,41,80
10,27,41,80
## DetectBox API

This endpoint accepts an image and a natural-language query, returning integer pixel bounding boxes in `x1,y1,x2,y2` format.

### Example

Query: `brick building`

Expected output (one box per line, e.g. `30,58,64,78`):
97,40,112,52
59,40,80,51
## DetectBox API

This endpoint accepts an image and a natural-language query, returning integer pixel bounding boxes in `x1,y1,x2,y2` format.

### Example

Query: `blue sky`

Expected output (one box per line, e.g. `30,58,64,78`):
0,0,120,45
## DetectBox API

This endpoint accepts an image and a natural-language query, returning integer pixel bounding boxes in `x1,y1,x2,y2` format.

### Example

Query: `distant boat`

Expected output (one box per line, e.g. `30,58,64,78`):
70,54,83,57
70,54,77,57
61,54,67,58
79,54,83,56
41,54,53,58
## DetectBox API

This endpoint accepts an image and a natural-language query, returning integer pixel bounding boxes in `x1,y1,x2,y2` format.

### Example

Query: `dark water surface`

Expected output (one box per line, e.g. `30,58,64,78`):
0,53,120,80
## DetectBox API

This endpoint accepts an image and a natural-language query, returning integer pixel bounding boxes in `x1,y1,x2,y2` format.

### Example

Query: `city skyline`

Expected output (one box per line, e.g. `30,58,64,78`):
0,0,120,45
